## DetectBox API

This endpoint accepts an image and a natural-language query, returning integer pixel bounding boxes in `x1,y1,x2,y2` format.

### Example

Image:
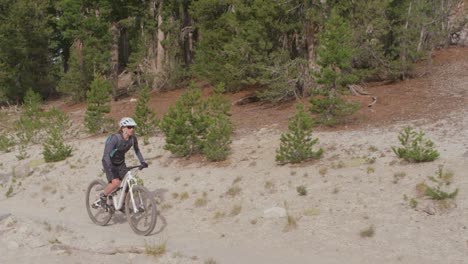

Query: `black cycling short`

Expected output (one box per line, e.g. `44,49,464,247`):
104,162,128,183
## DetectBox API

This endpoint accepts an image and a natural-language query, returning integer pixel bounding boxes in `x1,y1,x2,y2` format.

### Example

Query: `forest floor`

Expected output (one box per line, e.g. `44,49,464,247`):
0,47,467,264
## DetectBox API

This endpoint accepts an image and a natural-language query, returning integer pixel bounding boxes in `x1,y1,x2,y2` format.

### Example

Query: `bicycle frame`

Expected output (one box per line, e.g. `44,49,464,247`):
109,167,143,213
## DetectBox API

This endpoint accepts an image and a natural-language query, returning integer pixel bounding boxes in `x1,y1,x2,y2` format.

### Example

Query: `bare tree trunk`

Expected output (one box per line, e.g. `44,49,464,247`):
305,20,317,70
182,0,193,67
156,0,165,74
400,1,413,80
73,39,83,67
148,0,158,77
110,22,120,100
120,28,129,70
417,26,426,52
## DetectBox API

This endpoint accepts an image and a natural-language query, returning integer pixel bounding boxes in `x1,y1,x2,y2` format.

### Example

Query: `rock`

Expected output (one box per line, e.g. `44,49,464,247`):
0,210,11,222
51,244,71,255
13,164,31,179
0,172,12,185
422,205,436,215
263,207,286,219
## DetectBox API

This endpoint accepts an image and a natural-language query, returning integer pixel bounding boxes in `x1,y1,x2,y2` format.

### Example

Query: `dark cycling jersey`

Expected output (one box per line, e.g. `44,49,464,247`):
102,133,145,180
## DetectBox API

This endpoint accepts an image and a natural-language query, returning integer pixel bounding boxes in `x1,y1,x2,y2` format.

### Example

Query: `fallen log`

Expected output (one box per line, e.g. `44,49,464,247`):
348,84,371,95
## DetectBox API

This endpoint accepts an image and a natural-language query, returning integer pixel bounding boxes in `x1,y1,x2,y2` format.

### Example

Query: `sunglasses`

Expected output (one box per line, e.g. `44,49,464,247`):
126,126,135,129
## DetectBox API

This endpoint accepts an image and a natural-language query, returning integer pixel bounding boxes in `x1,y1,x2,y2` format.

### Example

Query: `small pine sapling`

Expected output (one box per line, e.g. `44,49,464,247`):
42,108,73,162
133,85,158,145
84,75,112,134
391,126,439,162
202,83,233,161
276,104,324,164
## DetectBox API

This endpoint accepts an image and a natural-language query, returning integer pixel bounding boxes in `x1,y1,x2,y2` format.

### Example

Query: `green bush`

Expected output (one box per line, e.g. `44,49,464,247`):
202,83,233,161
85,75,112,134
15,89,45,144
309,91,360,127
0,135,15,152
391,126,439,162
160,85,205,156
424,166,458,200
160,83,233,160
42,108,73,162
276,104,324,164
133,85,158,145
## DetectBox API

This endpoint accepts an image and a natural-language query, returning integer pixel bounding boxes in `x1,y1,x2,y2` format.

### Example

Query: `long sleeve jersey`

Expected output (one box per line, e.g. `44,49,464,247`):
102,133,145,173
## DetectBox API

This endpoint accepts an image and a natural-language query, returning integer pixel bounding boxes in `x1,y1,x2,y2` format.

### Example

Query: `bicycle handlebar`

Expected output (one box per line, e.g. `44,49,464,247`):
127,165,146,171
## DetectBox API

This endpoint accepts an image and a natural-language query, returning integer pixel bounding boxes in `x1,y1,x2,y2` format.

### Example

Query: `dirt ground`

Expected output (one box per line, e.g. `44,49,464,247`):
0,47,467,264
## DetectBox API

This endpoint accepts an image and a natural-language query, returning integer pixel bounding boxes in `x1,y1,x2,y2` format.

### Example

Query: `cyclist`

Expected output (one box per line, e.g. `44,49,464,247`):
94,117,148,208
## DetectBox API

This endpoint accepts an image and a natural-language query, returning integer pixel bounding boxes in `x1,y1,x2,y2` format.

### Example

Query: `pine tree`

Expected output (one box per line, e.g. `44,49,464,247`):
0,0,58,102
309,8,360,126
202,83,233,161
15,89,44,145
159,84,205,156
84,75,112,134
57,48,87,102
160,82,233,160
133,85,158,145
276,104,323,164
42,107,73,162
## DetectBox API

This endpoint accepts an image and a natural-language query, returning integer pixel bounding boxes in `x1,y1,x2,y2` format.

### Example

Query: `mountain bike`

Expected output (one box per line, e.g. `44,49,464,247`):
85,165,157,236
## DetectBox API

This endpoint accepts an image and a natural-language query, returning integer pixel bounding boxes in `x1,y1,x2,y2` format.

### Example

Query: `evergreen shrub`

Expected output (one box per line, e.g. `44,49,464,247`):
160,83,233,160
133,85,158,145
309,91,360,127
42,108,73,162
0,135,15,152
85,75,112,134
276,104,323,164
391,126,439,162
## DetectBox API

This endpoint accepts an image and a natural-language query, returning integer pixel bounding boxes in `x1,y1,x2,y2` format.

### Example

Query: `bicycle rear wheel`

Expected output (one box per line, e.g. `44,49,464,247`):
85,179,113,226
125,185,157,236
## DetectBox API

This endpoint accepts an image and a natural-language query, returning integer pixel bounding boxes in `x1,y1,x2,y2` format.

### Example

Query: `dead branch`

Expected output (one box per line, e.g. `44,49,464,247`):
234,95,260,105
348,84,371,96
368,96,378,107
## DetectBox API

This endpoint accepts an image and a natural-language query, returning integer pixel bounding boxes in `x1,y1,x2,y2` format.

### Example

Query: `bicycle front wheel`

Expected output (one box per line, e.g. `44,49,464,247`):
125,185,157,236
85,179,113,226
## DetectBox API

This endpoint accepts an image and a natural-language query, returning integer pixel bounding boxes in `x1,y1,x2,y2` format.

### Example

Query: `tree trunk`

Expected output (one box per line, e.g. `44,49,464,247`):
182,0,193,67
73,39,83,67
110,22,120,100
147,0,158,78
417,26,426,52
156,0,165,74
305,19,317,70
120,28,130,71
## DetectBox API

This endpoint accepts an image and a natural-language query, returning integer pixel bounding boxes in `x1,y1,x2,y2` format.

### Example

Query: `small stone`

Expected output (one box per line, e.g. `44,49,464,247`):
263,207,286,218
0,210,11,222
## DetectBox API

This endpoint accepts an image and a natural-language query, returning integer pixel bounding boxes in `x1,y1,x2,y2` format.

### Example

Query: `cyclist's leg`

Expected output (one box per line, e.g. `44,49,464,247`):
93,164,121,208
104,163,126,195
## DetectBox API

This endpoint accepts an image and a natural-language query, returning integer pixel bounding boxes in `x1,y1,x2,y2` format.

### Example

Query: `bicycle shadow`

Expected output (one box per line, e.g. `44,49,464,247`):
148,188,168,235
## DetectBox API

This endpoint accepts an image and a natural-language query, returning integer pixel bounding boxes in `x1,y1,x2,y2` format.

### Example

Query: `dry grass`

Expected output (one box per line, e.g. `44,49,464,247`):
145,241,166,257
226,186,241,197
360,225,375,238
195,193,208,207
232,176,242,185
229,204,242,216
319,167,328,176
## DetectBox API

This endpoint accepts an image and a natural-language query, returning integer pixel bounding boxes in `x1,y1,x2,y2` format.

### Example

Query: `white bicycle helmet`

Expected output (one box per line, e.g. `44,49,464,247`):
119,117,137,127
